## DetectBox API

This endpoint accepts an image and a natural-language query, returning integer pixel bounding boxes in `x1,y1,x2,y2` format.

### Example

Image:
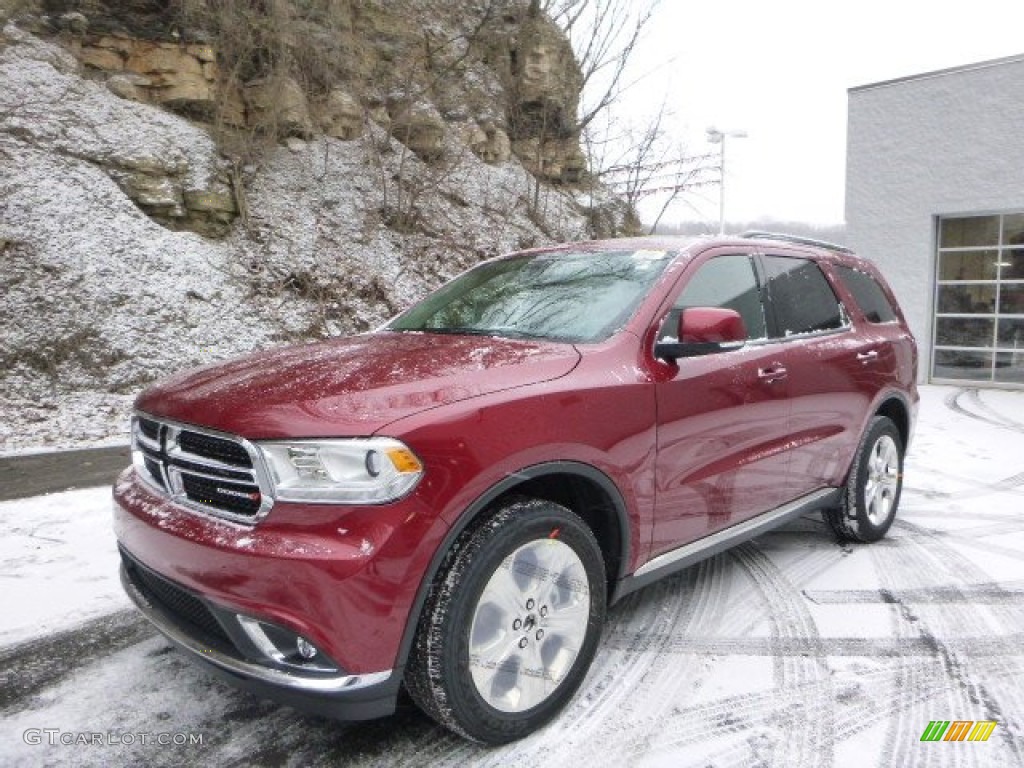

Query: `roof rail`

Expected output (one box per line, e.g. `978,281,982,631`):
740,230,854,254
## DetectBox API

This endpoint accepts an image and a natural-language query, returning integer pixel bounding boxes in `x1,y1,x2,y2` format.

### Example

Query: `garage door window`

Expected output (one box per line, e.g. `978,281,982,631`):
933,213,1024,385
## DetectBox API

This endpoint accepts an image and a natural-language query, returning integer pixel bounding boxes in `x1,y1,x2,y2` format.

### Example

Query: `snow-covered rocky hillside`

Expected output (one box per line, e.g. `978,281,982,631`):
0,2,624,452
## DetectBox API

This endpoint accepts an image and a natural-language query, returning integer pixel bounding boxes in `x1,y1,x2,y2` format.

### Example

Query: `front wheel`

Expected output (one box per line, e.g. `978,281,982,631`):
824,415,904,542
405,497,606,744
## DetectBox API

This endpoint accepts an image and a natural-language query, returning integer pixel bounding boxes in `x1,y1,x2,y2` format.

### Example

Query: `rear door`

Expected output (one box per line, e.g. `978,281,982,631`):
651,251,796,557
759,252,866,494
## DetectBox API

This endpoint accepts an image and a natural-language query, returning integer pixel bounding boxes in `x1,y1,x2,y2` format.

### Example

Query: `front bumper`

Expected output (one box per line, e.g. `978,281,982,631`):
113,467,448,719
119,548,399,719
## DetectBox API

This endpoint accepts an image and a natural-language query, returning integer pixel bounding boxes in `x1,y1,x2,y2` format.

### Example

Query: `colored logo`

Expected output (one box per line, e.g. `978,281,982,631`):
920,721,997,742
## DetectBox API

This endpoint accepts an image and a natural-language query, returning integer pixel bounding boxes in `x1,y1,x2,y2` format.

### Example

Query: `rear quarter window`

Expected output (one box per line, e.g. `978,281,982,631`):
835,265,898,323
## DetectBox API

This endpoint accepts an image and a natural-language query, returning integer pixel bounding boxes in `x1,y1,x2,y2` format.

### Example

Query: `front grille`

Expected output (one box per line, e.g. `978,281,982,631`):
132,413,272,523
123,550,233,646
143,457,167,490
139,416,161,442
172,457,253,482
179,431,252,467
181,474,263,516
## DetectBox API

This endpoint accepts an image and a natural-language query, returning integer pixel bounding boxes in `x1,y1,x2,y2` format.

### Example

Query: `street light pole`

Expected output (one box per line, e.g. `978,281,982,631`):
706,127,747,235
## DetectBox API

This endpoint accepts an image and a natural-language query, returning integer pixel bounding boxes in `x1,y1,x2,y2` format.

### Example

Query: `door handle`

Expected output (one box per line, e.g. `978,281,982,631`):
857,350,879,363
757,365,788,383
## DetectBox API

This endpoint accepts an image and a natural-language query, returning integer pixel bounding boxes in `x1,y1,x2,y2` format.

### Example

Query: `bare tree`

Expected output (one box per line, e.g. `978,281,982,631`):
586,104,720,233
542,0,661,134
530,0,681,235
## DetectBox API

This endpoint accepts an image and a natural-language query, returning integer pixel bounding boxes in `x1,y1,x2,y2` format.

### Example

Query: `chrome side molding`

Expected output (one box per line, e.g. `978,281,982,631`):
614,487,840,601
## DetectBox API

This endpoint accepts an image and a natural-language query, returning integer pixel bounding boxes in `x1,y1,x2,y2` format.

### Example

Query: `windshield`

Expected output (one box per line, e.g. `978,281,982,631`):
388,249,673,343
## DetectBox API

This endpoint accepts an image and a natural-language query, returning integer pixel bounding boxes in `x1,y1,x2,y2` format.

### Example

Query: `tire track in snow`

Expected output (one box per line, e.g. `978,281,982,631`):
601,632,1024,657
898,518,1024,762
638,660,950,762
520,535,825,765
0,610,151,714
546,564,702,753
964,388,1024,431
624,504,1023,766
728,542,834,768
871,520,1024,765
599,521,849,765
945,387,1024,434
871,521,985,767
609,539,838,766
612,556,732,760
902,469,1024,502
594,523,841,760
903,525,1024,566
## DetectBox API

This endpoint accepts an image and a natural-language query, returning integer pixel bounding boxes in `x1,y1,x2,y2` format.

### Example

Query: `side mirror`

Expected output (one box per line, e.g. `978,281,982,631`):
655,307,747,361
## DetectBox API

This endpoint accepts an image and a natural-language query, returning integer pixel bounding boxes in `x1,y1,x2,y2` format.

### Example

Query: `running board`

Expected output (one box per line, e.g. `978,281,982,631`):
612,487,840,602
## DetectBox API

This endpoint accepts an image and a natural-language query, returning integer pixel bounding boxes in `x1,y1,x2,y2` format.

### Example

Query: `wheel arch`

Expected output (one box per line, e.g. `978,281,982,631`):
393,461,630,675
835,390,912,492
874,392,912,451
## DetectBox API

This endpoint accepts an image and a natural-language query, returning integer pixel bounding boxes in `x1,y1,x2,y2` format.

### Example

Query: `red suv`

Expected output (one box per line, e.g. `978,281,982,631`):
113,233,918,743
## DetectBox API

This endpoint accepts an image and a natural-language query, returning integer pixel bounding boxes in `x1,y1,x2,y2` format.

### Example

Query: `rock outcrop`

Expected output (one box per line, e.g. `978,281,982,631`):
76,35,219,116
0,6,633,450
485,8,583,181
388,101,447,162
243,76,315,139
1,24,238,237
36,0,593,193
319,88,364,140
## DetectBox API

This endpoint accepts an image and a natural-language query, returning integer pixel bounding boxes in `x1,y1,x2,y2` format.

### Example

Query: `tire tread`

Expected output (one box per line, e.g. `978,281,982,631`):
824,415,903,543
405,497,605,744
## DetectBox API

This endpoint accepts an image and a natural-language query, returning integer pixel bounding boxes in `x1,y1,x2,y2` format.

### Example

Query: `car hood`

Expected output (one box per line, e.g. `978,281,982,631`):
135,332,581,439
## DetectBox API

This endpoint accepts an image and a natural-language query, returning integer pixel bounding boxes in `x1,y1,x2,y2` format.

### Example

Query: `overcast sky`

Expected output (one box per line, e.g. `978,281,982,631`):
618,0,1024,228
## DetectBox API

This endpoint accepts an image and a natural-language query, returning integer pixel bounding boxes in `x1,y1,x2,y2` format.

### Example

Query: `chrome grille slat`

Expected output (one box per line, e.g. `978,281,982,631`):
170,465,258,485
138,417,161,442
131,412,275,524
135,431,162,453
167,456,253,481
167,447,257,476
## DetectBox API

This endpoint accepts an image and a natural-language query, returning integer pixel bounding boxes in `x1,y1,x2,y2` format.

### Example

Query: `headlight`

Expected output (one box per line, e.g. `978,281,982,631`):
257,438,423,504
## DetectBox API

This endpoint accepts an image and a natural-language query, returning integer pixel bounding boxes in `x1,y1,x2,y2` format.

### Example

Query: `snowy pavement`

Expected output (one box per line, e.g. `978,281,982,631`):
2,385,1023,767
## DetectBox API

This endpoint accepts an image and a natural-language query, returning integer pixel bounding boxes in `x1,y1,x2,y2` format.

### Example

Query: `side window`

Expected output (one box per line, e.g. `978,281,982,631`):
834,265,898,323
762,255,846,337
658,254,767,342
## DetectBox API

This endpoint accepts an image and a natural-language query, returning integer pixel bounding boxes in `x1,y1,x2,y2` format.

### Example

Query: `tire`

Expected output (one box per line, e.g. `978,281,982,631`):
824,415,904,543
405,497,606,744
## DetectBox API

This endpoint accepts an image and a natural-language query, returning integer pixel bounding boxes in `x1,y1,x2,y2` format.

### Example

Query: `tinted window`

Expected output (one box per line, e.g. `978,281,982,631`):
763,256,844,337
659,254,766,341
835,265,897,323
389,249,672,343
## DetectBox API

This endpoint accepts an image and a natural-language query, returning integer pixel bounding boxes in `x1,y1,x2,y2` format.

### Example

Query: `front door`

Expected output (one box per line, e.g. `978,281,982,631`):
652,252,795,558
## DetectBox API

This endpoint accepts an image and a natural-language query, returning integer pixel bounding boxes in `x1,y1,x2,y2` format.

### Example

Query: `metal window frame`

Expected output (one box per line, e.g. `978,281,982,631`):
931,212,1024,388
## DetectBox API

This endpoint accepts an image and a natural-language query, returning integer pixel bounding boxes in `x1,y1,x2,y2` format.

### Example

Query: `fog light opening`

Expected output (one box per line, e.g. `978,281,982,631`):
235,615,337,672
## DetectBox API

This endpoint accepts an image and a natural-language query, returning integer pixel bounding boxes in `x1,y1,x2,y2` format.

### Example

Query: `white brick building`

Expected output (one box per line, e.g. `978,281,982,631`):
846,54,1024,388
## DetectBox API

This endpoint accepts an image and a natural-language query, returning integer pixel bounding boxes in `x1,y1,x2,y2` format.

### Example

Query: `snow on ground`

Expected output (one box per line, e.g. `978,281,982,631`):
0,487,128,647
1,385,1023,767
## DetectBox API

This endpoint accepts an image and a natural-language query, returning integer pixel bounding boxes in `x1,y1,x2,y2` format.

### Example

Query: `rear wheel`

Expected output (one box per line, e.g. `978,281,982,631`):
406,497,606,744
825,415,904,542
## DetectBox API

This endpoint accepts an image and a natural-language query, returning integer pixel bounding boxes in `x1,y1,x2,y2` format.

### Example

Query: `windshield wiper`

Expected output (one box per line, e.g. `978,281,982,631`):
414,326,554,341
481,327,553,340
